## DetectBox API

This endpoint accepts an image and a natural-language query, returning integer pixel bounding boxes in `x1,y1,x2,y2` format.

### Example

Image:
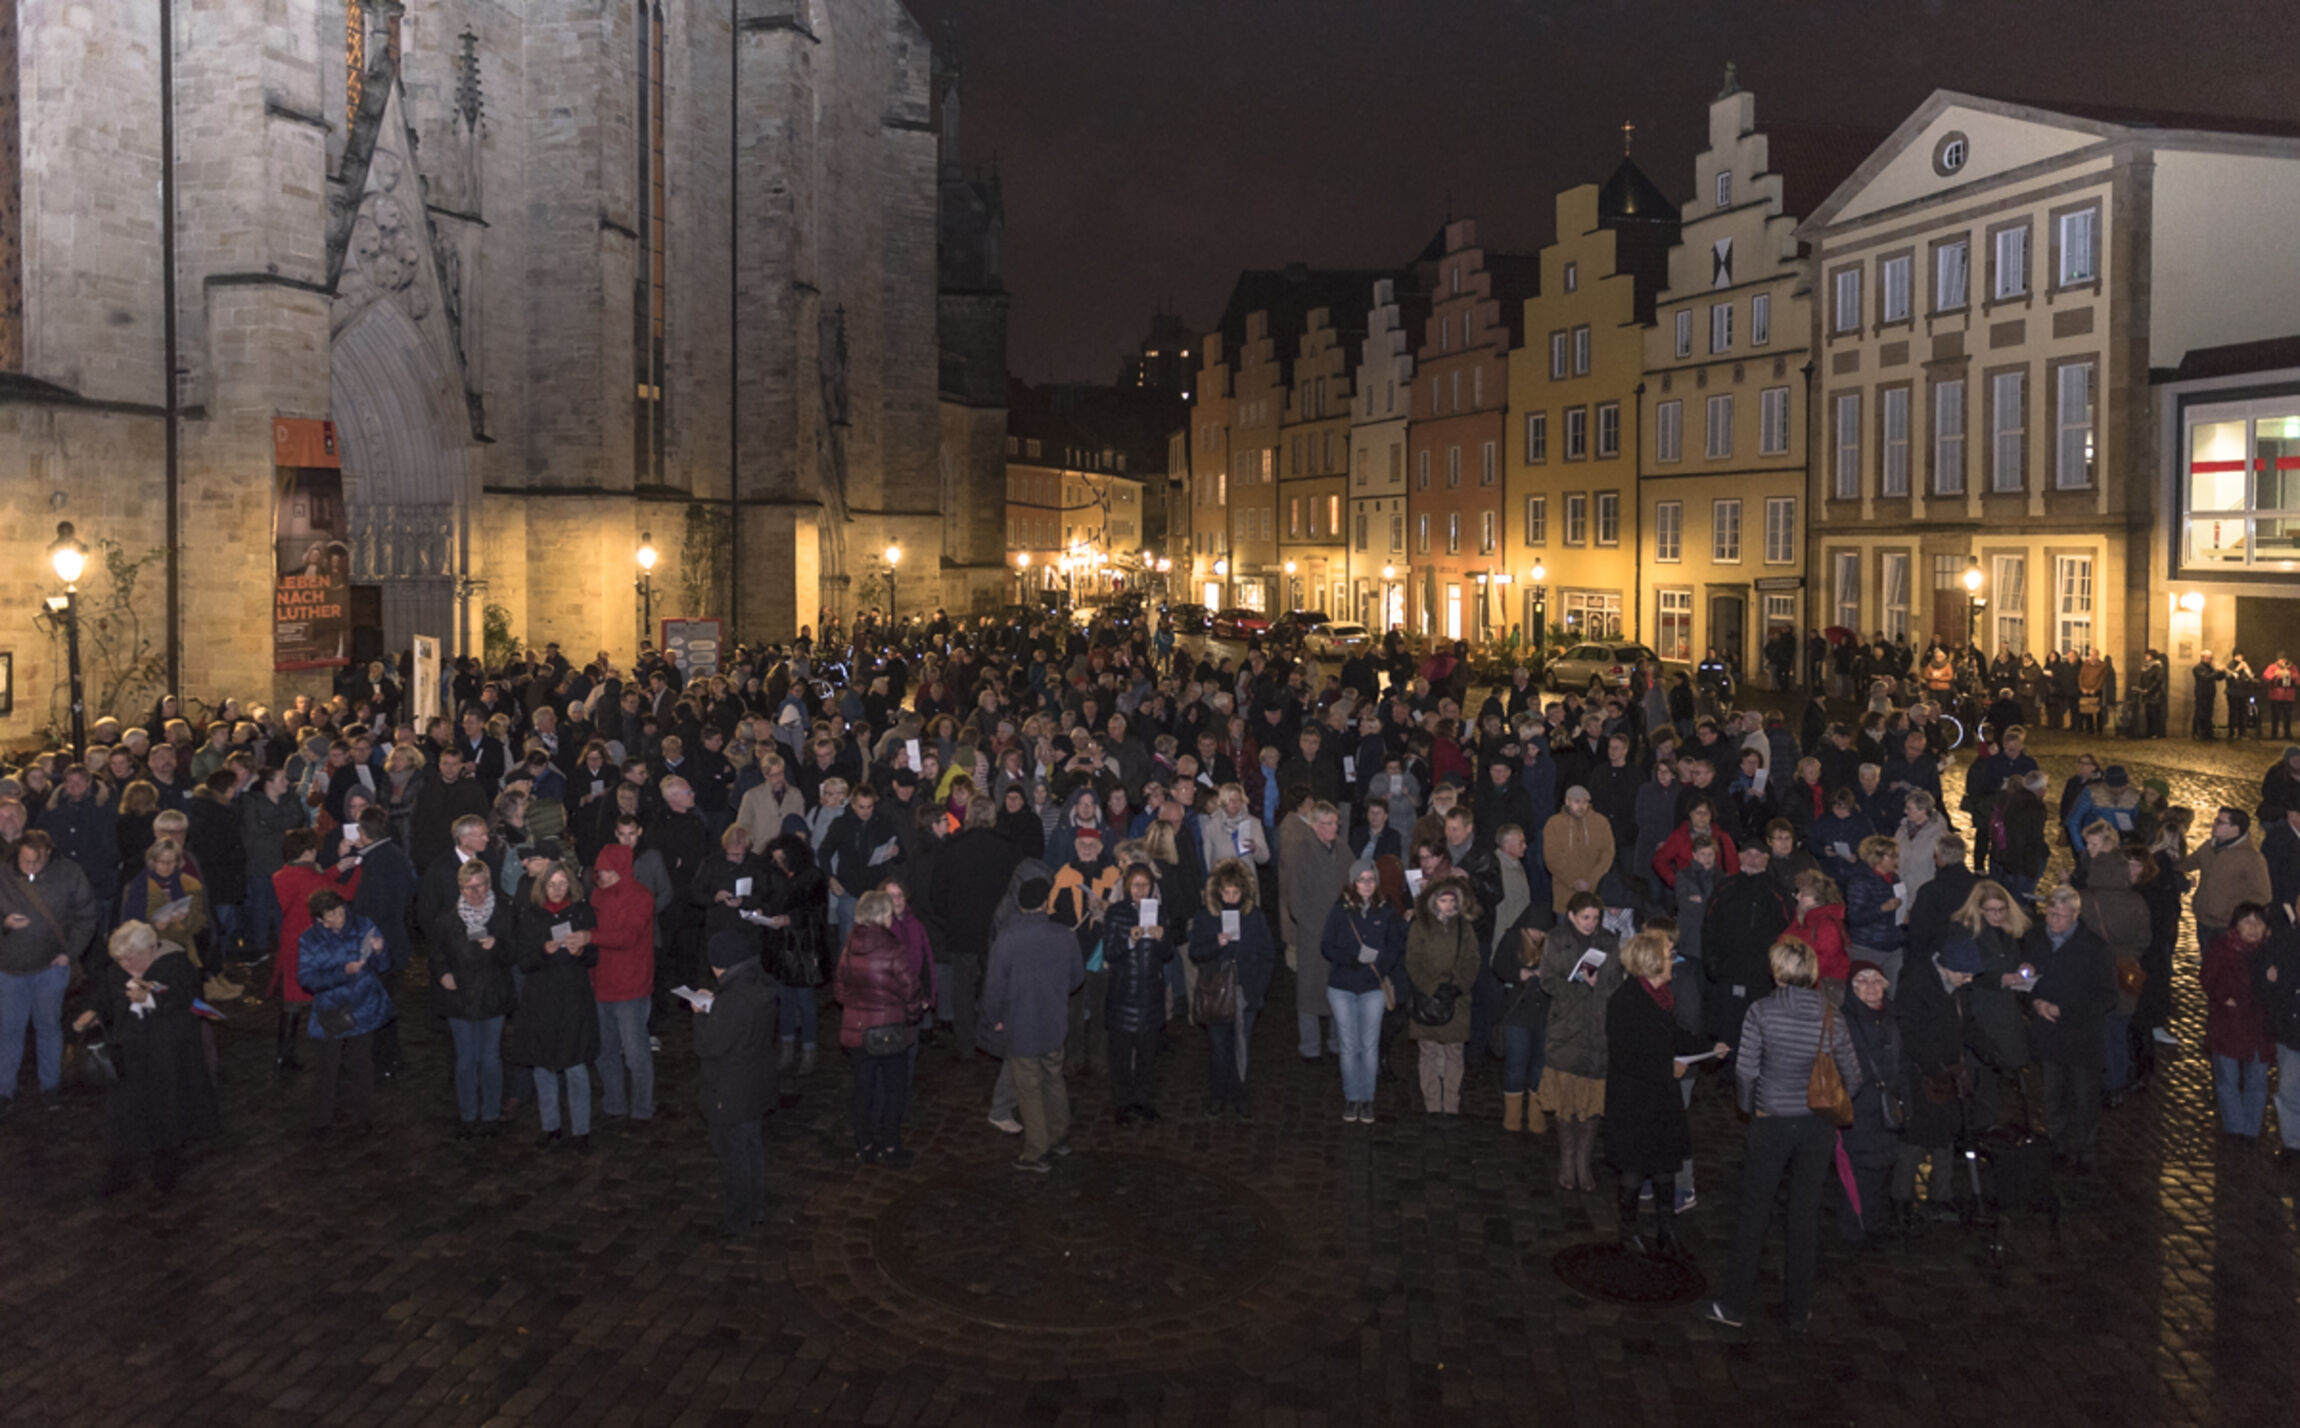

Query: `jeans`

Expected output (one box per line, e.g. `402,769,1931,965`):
1720,1113,1839,1321
831,892,858,947
244,871,283,963
849,1047,910,1152
2277,1044,2300,1149
0,961,72,1098
709,1120,767,1234
595,996,655,1119
1327,987,1387,1103
533,1064,593,1135
778,986,817,1048
446,1016,504,1122
205,902,241,972
2213,1053,2268,1137
2101,1013,2133,1093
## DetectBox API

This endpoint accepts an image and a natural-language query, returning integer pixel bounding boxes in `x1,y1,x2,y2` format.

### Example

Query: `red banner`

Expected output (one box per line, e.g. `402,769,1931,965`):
274,453,351,672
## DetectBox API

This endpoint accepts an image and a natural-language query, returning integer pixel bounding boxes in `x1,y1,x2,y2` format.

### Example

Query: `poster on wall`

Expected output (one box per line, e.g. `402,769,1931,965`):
411,635,442,722
661,618,722,680
272,417,352,672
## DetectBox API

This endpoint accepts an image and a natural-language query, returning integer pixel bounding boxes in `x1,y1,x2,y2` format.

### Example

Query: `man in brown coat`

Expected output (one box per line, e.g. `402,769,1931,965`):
1541,785,1616,909
1278,796,1356,1061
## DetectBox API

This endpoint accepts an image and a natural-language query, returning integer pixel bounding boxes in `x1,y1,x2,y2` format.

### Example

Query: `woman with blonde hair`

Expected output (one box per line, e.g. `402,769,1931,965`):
1605,926,1729,1257
122,839,211,990
836,889,925,1165
1186,858,1275,1118
73,920,215,1191
1950,878,2036,1119
1707,937,1865,1330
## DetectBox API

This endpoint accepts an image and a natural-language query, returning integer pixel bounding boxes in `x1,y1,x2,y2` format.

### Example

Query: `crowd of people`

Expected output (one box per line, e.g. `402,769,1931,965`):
4,611,2300,1322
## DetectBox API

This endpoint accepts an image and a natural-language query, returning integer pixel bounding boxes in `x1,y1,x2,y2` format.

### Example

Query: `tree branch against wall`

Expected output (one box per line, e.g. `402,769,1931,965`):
680,501,730,618
36,540,166,736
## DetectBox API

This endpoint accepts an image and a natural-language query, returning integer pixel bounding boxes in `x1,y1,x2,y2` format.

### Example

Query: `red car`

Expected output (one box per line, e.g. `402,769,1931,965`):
1211,607,1270,640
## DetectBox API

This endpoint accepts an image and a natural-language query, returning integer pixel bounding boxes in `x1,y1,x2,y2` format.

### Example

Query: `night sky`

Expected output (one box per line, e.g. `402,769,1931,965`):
901,0,2300,385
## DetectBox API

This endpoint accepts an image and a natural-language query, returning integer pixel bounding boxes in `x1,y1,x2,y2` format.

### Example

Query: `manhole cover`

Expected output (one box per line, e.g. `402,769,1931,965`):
1552,1241,1709,1307
872,1152,1286,1328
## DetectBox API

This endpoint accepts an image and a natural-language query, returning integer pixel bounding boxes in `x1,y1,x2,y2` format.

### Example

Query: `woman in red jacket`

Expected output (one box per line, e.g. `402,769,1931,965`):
836,890,924,1167
1788,869,1852,1000
589,837,659,1123
1651,799,1740,889
2203,902,2274,1140
269,827,356,1070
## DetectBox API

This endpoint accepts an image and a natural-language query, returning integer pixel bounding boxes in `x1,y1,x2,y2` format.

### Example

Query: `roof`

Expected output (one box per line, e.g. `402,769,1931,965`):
1953,93,2300,142
1596,157,1677,223
1008,380,1184,475
1212,265,1404,373
2156,334,2300,384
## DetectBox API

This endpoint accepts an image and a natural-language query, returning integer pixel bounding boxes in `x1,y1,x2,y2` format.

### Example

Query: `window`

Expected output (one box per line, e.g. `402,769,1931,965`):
1994,555,2027,654
2056,555,2095,653
1562,590,1623,640
1881,387,1910,496
1711,302,1733,354
1565,407,1589,460
2055,361,2095,489
1550,331,1568,379
1933,379,1966,495
1564,261,1579,293
1418,514,1430,553
1572,326,1591,376
1716,171,1732,208
1328,494,1341,533
1390,514,1403,551
1524,411,1548,462
1712,498,1743,562
1525,494,1547,546
1565,494,1588,545
1473,366,1483,409
1881,552,1911,642
1935,238,1969,312
1658,589,1693,661
1760,387,1790,455
1833,551,1861,632
1657,400,1684,462
1751,292,1771,346
1595,404,1621,460
1480,440,1497,485
2181,401,2300,569
1389,443,1402,481
1289,497,1301,538
1881,254,1912,323
1991,371,2026,492
1992,224,2029,300
1833,267,1861,333
1655,501,1683,562
1481,510,1497,554
1764,497,1795,564
1833,393,1861,499
1446,446,1462,487
1441,317,1452,351
1416,449,1430,490
1447,513,1461,554
1356,512,1368,551
1596,492,1620,546
2057,207,2098,286
1451,371,1461,411
1674,310,1693,360
1705,394,1734,459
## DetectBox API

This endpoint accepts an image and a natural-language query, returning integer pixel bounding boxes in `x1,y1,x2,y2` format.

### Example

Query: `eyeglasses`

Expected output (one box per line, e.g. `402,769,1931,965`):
1982,903,2008,915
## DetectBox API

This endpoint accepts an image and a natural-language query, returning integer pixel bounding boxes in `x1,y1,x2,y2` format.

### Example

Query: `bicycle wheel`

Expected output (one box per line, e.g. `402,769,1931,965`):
1936,714,1966,752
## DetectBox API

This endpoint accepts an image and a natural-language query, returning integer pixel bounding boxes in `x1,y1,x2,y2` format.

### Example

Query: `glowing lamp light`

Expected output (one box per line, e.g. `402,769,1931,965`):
49,522,88,585
635,533,658,573
1530,561,1547,583
2179,591,2206,613
886,544,903,567
1016,552,1031,568
1962,557,1983,594
1381,564,1395,580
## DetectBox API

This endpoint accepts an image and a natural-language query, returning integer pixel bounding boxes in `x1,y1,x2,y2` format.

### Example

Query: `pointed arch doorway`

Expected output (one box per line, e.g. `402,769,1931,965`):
330,300,470,666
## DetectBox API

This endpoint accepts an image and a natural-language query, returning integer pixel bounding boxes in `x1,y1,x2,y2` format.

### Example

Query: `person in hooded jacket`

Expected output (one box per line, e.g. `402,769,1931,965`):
590,836,659,1124
1189,856,1277,1120
1404,874,1483,1117
509,863,600,1152
1539,892,1624,1190
428,857,517,1133
1101,862,1178,1123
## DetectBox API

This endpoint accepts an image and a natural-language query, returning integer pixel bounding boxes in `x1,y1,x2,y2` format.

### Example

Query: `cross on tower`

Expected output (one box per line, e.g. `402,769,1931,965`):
1621,120,1635,157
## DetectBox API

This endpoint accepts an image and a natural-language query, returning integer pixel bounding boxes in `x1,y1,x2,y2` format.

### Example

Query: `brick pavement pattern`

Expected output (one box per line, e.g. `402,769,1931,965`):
4,728,2298,1425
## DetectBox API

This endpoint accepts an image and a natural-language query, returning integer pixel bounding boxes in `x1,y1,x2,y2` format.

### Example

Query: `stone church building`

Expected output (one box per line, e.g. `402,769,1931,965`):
0,0,1007,740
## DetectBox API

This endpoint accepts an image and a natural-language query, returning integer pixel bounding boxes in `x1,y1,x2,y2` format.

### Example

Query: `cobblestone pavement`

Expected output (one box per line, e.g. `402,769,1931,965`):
5,718,2299,1426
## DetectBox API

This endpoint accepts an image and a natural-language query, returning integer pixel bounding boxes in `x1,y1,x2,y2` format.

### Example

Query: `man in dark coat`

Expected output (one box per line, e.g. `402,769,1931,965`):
36,767,120,919
931,798,1027,1055
641,777,714,1006
1906,838,1979,965
408,746,491,872
346,808,420,1074
981,875,1086,1170
693,931,778,1237
2028,888,2119,1168
1700,844,1790,1047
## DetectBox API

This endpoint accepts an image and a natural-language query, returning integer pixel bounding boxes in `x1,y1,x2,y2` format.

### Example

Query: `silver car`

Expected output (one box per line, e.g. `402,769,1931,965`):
1542,641,1658,693
1302,621,1371,655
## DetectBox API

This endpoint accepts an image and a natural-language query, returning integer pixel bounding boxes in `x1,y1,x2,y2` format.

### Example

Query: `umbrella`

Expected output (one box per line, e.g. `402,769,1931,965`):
1823,626,1856,648
1833,1131,1864,1229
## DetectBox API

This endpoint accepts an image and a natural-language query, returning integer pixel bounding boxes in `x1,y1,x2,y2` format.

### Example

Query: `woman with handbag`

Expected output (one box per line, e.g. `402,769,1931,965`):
1705,938,1866,1330
1101,862,1178,1125
1837,960,1909,1241
73,920,216,1192
1185,858,1274,1120
1603,928,1730,1258
296,888,392,1138
1320,859,1405,1126
1403,874,1481,1117
836,890,924,1166
1536,892,1623,1190
508,863,600,1152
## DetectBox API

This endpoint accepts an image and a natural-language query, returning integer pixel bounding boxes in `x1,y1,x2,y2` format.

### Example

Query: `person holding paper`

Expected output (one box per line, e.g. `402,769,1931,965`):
295,888,392,1138
1320,859,1404,1125
1101,864,1178,1125
1187,858,1275,1119
1843,836,1909,995
1604,929,1730,1260
693,822,771,946
74,919,215,1192
119,839,207,983
1536,893,1623,1190
693,930,778,1237
1402,874,1482,1117
427,858,518,1134
507,863,600,1152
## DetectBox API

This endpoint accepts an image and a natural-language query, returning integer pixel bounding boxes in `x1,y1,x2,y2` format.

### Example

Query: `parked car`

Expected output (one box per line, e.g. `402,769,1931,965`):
1269,610,1332,646
1165,602,1212,635
1542,641,1659,692
1212,607,1270,640
1301,621,1371,655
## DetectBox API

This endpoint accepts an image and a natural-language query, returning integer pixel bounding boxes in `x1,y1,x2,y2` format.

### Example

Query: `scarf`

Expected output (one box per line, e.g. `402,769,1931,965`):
1640,975,1676,1013
457,889,497,938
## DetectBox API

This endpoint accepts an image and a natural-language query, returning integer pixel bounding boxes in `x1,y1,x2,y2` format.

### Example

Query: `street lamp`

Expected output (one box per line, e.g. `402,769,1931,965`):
48,521,88,759
1381,563,1397,632
634,531,658,652
885,542,903,626
1529,560,1549,665
1962,556,1985,649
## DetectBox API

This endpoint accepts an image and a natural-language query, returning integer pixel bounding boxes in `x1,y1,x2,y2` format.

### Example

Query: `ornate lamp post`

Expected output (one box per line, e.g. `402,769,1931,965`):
48,522,89,759
885,542,903,626
635,531,658,653
1529,560,1549,665
1963,556,1985,649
